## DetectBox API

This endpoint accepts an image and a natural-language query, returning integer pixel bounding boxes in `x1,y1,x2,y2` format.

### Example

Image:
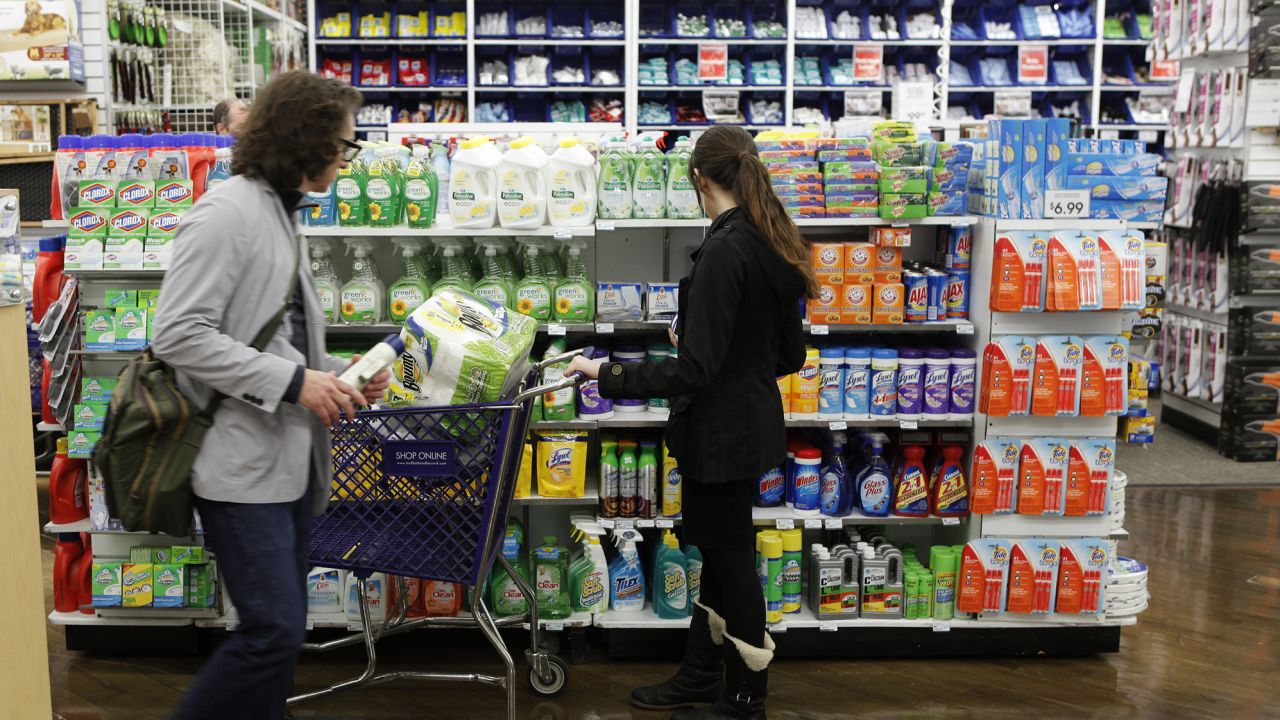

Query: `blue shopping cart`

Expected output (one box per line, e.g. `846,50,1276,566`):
288,350,584,718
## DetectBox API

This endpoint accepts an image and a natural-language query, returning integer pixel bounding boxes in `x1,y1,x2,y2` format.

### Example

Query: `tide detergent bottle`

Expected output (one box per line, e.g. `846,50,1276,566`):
653,531,689,619
498,136,548,229
450,136,502,228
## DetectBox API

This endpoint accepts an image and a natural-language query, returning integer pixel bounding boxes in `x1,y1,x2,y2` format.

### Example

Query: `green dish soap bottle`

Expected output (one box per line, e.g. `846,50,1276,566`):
404,143,438,229
431,239,475,295
366,146,400,227
533,536,571,620
473,240,514,309
514,242,552,320
654,531,689,620
308,237,342,323
666,136,702,219
597,135,634,219
490,519,530,617
340,238,384,324
553,239,594,322
388,239,431,323
632,132,667,219
335,142,369,226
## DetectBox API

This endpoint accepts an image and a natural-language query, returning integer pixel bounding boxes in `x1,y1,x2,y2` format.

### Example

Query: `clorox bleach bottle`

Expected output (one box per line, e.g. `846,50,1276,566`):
449,136,502,228
547,137,597,227
498,137,548,229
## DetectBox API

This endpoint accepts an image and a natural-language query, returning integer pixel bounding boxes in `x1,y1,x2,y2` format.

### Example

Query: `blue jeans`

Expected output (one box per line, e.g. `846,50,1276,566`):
172,492,311,720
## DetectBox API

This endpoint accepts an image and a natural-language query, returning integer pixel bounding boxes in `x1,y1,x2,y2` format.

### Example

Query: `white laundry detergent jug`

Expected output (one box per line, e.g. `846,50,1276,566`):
449,136,502,228
498,136,549,229
547,137,597,227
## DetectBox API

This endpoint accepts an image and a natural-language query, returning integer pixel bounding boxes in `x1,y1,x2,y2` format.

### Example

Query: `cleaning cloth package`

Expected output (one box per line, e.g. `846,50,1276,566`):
394,290,537,406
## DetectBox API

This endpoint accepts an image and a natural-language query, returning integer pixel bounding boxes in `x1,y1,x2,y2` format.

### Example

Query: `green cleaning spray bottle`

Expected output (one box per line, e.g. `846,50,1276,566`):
340,238,384,324
472,240,514,309
404,143,439,228
388,239,431,322
514,241,553,320
569,524,608,614
431,239,475,295
554,239,594,322
309,237,342,323
335,142,369,226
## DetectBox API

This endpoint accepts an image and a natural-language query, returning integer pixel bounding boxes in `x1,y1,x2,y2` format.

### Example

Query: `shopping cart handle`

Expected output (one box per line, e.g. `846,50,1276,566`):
533,347,586,372
514,372,585,404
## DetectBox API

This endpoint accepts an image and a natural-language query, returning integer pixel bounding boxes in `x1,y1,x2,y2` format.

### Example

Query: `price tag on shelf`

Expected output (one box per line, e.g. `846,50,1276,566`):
348,622,364,632
853,44,884,83
553,229,573,240
768,623,788,634
656,519,674,528
1044,189,1090,219
306,618,315,630
956,323,974,335
804,518,823,529
1150,59,1180,82
825,518,842,529
596,322,615,334
899,420,918,430
810,324,829,335
597,220,615,232
892,80,934,124
546,621,565,632
599,518,616,529
616,518,635,529
942,517,961,526
547,323,567,336
828,420,848,431
819,623,839,632
932,622,952,633
698,42,728,81
776,519,795,530
637,519,655,528
891,221,909,228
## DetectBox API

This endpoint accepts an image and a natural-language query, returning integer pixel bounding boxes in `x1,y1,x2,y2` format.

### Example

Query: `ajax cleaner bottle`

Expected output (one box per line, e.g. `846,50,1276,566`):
596,135,634,219
340,238,385,324
388,239,431,322
632,132,667,219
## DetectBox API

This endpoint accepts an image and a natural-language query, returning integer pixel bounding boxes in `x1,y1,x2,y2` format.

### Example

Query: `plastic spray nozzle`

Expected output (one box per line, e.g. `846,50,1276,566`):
345,238,376,257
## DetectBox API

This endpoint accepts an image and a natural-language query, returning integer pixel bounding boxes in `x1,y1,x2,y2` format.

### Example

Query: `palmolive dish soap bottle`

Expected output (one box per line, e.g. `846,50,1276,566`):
449,136,502,228
547,137,597,226
632,132,667,219
498,136,548,229
403,144,438,228
596,135,633,219
666,136,702,218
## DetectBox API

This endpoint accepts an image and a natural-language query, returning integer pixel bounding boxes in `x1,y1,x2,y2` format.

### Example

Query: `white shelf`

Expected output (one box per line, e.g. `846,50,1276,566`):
1090,124,1171,131
1104,38,1153,46
794,216,979,227
993,219,1159,231
639,38,788,46
793,38,944,46
43,219,67,229
600,218,707,229
247,0,307,32
985,414,1117,438
785,417,973,428
1100,85,1176,94
476,85,625,93
473,38,626,46
637,85,785,92
65,269,164,279
591,606,1134,631
594,606,691,629
48,610,197,627
44,519,91,534
792,85,890,92
950,38,1098,46
353,86,468,93
979,513,1116,538
949,86,1094,93
300,225,594,238
803,320,974,334
513,494,598,506
36,422,64,432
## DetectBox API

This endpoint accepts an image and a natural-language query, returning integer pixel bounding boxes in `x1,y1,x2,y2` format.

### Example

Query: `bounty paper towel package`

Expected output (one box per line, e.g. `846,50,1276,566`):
395,289,537,406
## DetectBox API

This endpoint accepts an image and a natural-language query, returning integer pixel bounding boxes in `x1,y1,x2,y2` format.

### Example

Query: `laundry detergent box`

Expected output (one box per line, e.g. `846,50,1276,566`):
83,309,116,350
113,306,149,350
78,180,117,208
1065,438,1115,516
91,563,123,607
122,563,154,607
82,376,117,403
1006,539,1060,615
116,180,156,208
73,402,108,430
154,179,195,207
646,283,679,320
152,564,186,608
956,539,1012,614
1059,175,1169,201
596,282,643,322
1018,437,1071,516
1055,539,1109,615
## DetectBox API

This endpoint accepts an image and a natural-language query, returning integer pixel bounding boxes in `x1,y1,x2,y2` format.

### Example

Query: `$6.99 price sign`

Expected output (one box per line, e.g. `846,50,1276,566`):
1044,189,1090,219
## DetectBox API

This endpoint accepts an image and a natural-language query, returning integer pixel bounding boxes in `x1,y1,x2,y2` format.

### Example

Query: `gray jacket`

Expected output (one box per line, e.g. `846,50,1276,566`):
151,175,345,516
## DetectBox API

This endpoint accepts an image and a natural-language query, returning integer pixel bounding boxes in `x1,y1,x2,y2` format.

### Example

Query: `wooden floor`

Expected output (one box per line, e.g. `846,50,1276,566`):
41,485,1280,720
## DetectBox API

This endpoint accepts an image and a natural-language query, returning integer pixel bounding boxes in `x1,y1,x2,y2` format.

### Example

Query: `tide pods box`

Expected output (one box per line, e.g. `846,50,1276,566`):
90,563,122,607
122,563,154,607
78,179,117,208
114,306,149,350
154,179,195,207
83,309,115,350
116,180,155,208
153,564,186,608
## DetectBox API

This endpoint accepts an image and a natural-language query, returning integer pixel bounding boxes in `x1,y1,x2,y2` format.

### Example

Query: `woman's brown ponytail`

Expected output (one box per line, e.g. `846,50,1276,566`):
689,126,820,299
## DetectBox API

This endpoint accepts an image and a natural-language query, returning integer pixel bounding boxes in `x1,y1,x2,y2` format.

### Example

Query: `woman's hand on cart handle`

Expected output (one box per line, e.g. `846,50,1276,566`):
535,347,587,372
567,355,603,380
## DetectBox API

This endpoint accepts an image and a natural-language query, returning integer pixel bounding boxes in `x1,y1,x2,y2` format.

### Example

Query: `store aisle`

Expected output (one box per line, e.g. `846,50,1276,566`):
1118,401,1280,488
41,481,1280,720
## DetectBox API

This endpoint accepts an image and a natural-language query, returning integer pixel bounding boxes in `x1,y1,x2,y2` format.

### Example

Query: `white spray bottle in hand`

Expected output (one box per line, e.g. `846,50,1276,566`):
339,333,406,397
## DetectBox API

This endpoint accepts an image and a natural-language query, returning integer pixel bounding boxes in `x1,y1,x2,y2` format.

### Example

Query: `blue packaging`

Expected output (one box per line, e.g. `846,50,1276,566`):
1044,118,1073,191
996,118,1024,219
1059,175,1168,200
930,165,968,192
844,348,871,418
904,271,928,323
926,270,948,321
945,269,971,320
869,348,898,417
928,190,968,216
302,188,336,225
923,349,951,416
1021,119,1047,219
1059,153,1162,177
793,456,821,513
897,348,924,418
1089,199,1165,223
818,348,845,419
756,465,785,507
945,227,972,269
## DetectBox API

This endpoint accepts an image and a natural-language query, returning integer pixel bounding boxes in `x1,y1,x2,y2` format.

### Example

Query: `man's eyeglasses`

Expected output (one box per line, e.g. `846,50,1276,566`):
339,138,361,162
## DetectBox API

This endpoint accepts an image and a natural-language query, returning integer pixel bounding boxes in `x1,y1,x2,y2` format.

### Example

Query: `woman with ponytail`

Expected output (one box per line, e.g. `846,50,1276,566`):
569,126,818,719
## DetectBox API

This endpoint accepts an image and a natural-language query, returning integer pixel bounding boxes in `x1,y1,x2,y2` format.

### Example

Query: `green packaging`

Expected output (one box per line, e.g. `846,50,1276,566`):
931,546,957,620
172,546,206,564
879,193,928,220
154,180,194,206
130,546,153,563
84,310,116,350
108,208,150,238
148,208,186,236
72,402,108,430
137,289,160,308
104,289,137,308
68,208,109,238
403,146,439,228
91,563,122,607
67,430,100,458
185,564,217,608
113,306,148,350
151,547,172,564
335,153,369,226
116,180,155,208
153,564,186,608
878,166,929,194
81,376,117,403
78,179,117,208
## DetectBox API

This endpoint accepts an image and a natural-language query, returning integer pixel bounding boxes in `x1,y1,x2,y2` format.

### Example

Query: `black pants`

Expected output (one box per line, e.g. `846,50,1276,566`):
683,478,764,646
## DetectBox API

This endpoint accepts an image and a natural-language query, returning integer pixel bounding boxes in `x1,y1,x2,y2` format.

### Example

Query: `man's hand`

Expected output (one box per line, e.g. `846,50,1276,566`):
298,369,366,426
349,353,391,405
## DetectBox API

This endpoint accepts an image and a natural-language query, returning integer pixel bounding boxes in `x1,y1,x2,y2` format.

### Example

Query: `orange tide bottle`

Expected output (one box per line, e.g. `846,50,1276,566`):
49,437,89,525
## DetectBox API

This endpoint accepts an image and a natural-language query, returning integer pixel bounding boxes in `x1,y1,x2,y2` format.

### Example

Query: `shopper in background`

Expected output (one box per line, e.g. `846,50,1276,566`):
569,125,817,720
153,71,387,720
212,97,249,136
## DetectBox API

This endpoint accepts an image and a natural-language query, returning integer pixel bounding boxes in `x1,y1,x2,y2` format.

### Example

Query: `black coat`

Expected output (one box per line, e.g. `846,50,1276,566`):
598,207,807,484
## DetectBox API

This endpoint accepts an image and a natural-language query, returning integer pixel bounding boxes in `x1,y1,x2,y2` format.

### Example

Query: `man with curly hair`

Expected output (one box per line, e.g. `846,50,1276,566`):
153,71,389,719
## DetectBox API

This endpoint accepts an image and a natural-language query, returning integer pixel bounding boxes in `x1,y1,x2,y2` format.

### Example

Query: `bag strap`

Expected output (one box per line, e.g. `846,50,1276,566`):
205,235,301,415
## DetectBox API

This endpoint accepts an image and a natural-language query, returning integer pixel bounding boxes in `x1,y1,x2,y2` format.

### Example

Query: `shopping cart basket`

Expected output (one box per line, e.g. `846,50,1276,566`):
288,350,584,718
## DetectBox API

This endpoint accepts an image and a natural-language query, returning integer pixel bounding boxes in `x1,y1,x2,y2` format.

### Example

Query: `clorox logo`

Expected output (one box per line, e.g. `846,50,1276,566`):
119,185,153,204
1051,445,1068,464
799,365,819,381
151,212,181,232
879,286,899,304
112,211,146,233
1064,344,1082,362
157,182,192,203
71,211,105,233
80,183,113,204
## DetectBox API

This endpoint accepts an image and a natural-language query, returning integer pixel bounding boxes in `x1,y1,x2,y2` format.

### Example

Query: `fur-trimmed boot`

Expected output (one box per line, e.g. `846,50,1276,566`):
630,602,726,710
668,628,773,719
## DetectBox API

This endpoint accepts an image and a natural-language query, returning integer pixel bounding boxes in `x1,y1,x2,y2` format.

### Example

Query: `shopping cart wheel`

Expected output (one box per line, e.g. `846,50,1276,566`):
528,654,568,697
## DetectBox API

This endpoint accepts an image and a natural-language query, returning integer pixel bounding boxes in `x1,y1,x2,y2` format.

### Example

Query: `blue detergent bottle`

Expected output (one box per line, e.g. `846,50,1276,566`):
857,433,893,517
820,431,848,517
608,529,645,612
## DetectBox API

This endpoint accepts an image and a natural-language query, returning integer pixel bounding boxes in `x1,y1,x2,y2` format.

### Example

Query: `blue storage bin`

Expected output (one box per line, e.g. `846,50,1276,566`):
550,2,587,38
977,3,1019,40
513,46,552,86
637,97,676,126
950,4,980,40
793,1,830,40
1049,49,1091,86
315,1,354,38
637,48,674,85
430,1,467,38
974,51,1015,86
673,0,712,37
673,94,712,125
474,2,513,37
791,91,831,123
639,1,671,37
824,0,863,39
1015,2,1062,39
353,1,393,39
792,48,825,86
551,46,588,86
745,92,786,125
747,48,785,86
1043,93,1090,123
587,2,625,37
474,94,514,122
513,4,550,37
866,0,901,40
512,95,544,122
1057,1,1095,39
474,46,512,86
712,2,748,37
749,3,788,39
356,48,393,87
899,0,943,41
590,46,625,86
896,48,940,85
432,47,467,87
394,44,431,87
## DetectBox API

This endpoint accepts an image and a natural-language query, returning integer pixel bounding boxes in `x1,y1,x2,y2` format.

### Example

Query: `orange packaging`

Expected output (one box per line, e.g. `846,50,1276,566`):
872,245,902,283
790,348,820,417
422,580,462,616
1030,340,1061,416
872,283,904,324
1005,544,1036,614
777,374,791,415
840,284,872,324
390,577,426,618
843,242,876,285
1054,545,1084,614
811,243,844,285
1064,443,1090,517
1096,234,1122,310
1017,441,1047,515
1046,236,1080,311
808,282,843,324
871,226,911,247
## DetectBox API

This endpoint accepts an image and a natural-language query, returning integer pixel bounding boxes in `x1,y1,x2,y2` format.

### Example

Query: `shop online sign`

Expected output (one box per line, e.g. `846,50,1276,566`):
381,440,457,477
